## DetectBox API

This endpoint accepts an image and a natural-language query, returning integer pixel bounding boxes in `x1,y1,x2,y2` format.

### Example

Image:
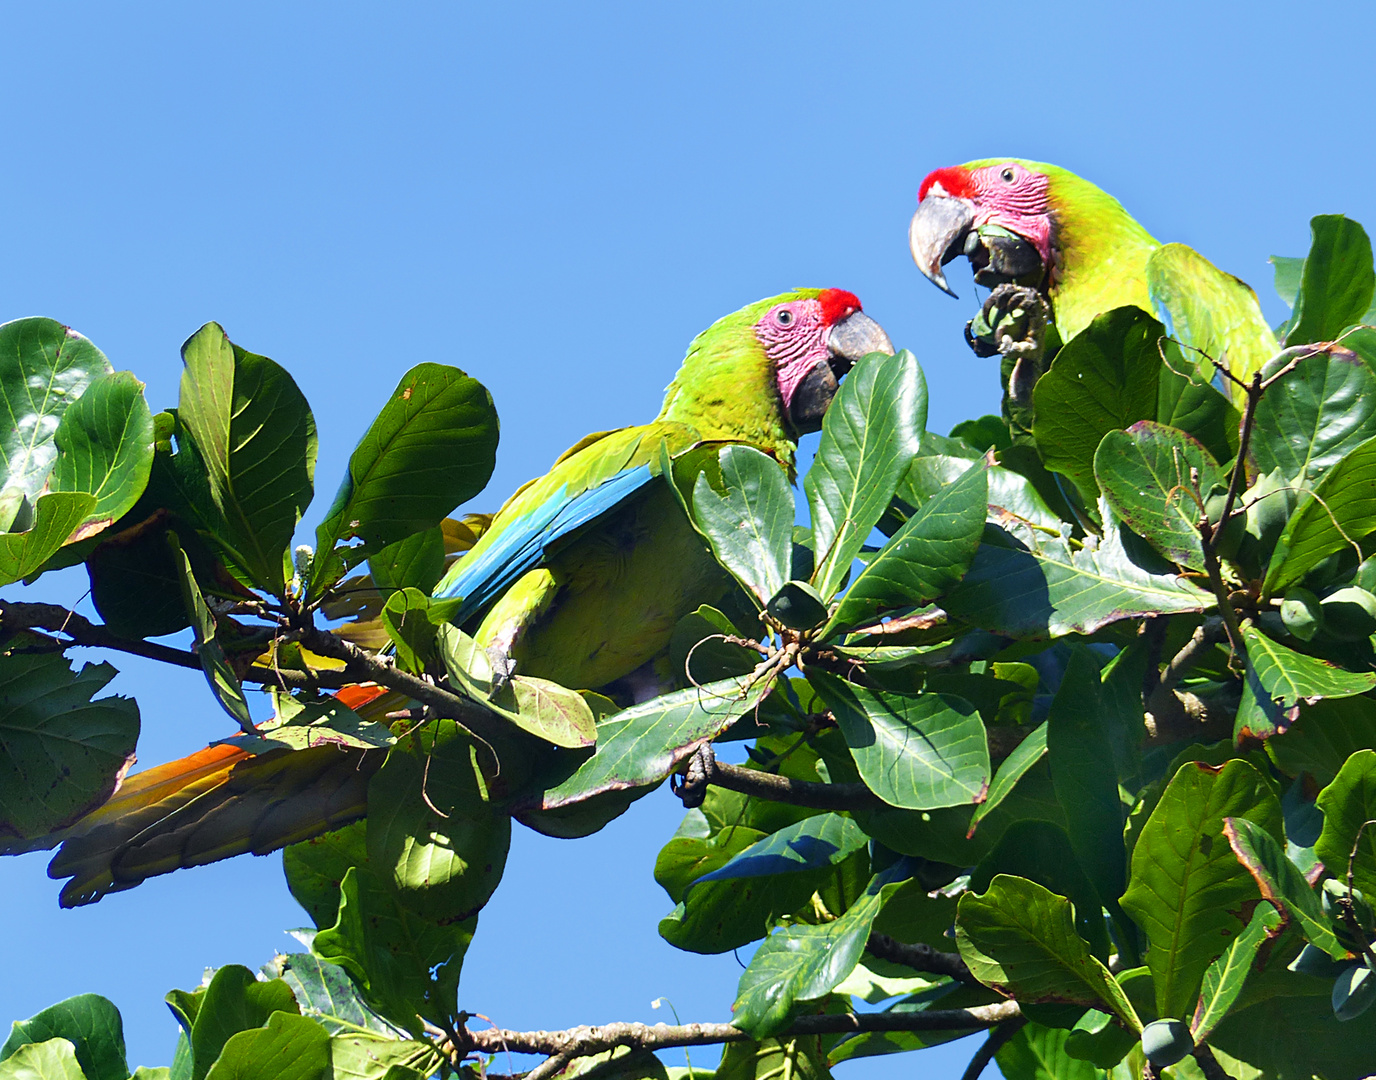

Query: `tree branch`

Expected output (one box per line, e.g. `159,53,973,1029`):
960,1017,1028,1080
866,932,978,985
461,1002,1021,1065
1191,1043,1235,1080
705,758,885,812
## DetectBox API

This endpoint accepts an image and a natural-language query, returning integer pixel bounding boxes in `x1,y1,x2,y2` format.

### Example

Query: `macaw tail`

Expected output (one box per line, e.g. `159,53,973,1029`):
34,683,396,908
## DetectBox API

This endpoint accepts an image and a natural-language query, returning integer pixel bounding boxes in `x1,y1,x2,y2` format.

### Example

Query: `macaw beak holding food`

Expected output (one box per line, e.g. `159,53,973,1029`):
787,310,895,435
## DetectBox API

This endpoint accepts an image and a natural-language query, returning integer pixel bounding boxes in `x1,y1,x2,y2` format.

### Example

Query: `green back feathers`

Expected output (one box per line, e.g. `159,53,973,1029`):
658,288,824,468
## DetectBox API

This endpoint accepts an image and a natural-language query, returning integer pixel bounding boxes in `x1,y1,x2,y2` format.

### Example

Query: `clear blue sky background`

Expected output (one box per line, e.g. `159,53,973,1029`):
1,3,1373,1076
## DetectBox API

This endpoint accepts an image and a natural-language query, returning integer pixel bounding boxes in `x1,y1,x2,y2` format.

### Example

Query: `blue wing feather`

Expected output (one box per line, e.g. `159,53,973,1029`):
434,464,655,623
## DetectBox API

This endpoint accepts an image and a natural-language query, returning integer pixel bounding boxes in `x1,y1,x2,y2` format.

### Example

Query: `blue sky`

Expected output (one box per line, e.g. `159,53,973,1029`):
0,2,1373,1075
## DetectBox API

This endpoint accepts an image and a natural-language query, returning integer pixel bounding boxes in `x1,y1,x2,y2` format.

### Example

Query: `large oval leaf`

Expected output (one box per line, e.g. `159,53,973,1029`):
0,317,113,499
1285,215,1376,347
689,444,793,607
176,323,317,594
312,363,498,594
805,350,926,600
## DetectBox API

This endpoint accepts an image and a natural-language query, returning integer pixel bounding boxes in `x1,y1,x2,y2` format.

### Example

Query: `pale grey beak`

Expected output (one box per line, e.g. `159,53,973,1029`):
909,195,976,298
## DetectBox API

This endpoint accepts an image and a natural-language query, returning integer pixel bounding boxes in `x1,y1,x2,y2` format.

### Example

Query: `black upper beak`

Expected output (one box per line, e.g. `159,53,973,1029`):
787,311,895,436
909,195,976,298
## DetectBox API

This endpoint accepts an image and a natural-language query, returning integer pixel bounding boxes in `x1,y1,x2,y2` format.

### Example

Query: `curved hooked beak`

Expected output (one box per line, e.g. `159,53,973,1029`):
909,195,976,298
787,311,895,435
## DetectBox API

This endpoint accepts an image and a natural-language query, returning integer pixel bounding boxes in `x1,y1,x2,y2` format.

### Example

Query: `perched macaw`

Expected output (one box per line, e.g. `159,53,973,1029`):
907,158,1277,391
30,288,892,905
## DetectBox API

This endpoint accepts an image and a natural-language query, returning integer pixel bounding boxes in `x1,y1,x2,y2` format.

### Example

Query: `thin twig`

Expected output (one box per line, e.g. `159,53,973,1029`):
1191,1043,1236,1080
1209,370,1262,548
960,1017,1028,1080
867,932,978,986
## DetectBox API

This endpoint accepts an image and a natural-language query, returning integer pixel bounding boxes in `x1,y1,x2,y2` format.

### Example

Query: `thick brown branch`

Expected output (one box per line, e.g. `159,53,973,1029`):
867,931,977,985
463,1002,1021,1060
708,758,885,812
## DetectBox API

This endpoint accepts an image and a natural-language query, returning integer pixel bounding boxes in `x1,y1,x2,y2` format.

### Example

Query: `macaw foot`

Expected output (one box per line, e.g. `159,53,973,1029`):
966,284,1050,363
670,743,716,809
484,644,518,696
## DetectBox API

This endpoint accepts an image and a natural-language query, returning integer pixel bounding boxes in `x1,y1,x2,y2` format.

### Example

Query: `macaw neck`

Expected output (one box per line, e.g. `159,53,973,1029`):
657,335,797,474
1045,169,1160,342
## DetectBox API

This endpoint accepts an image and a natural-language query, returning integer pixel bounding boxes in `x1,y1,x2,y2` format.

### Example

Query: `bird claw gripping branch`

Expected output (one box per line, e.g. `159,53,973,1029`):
965,284,1051,441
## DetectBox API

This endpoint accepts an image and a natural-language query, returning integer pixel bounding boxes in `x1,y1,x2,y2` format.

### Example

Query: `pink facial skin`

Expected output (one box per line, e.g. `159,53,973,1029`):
919,163,1053,266
755,289,859,410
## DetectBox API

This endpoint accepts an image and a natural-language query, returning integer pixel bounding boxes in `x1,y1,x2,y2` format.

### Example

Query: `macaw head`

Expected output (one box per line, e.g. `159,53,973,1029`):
754,288,893,435
908,160,1054,297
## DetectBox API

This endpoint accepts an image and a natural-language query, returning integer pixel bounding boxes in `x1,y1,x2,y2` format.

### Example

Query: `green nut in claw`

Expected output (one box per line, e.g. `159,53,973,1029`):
1280,588,1324,642
766,580,829,631
1140,1019,1193,1067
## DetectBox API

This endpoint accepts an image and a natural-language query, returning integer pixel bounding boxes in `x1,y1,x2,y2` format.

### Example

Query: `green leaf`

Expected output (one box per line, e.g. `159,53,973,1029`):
277,953,392,1037
221,692,394,754
364,721,510,921
1156,362,1241,468
378,588,460,674
48,371,155,540
311,363,497,595
0,1038,86,1080
826,460,987,634
689,445,793,606
1271,255,1305,309
0,994,128,1080
943,508,1211,639
0,650,138,841
1315,748,1376,898
654,818,769,905
968,722,1047,835
1190,904,1281,1043
1265,433,1376,595
805,350,926,600
170,534,253,734
1267,697,1376,785
1221,816,1342,959
1047,649,1128,923
312,865,476,1034
1094,422,1221,571
809,676,988,810
732,860,910,1038
1120,759,1282,1019
1285,215,1376,346
0,317,113,500
437,626,597,748
955,874,1141,1030
716,1037,831,1080
533,674,773,809
659,813,868,954
176,323,317,594
189,965,299,1080
1242,625,1376,708
328,1035,438,1080
971,820,1111,963
202,1012,329,1080
285,822,369,931
1250,345,1376,487
996,1023,1101,1080
368,527,446,596
1033,307,1164,503
0,492,97,587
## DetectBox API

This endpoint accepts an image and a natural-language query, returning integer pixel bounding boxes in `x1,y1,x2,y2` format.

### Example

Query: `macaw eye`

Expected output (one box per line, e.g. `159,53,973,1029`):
1001,167,1016,183
776,309,794,326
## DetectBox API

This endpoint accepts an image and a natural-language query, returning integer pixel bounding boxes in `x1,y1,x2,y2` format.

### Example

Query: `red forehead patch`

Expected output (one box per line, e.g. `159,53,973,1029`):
918,166,976,202
818,288,861,326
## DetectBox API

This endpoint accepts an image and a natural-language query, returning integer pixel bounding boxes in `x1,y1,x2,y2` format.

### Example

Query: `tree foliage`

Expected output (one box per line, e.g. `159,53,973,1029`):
4,215,1376,1080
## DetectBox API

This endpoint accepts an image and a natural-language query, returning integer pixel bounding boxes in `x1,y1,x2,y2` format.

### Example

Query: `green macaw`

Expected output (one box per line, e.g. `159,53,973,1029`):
31,288,892,905
432,287,892,699
906,158,1277,393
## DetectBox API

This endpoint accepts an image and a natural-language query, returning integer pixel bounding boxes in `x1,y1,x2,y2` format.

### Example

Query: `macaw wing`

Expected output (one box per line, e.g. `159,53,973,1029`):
433,424,699,623
1148,242,1278,398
